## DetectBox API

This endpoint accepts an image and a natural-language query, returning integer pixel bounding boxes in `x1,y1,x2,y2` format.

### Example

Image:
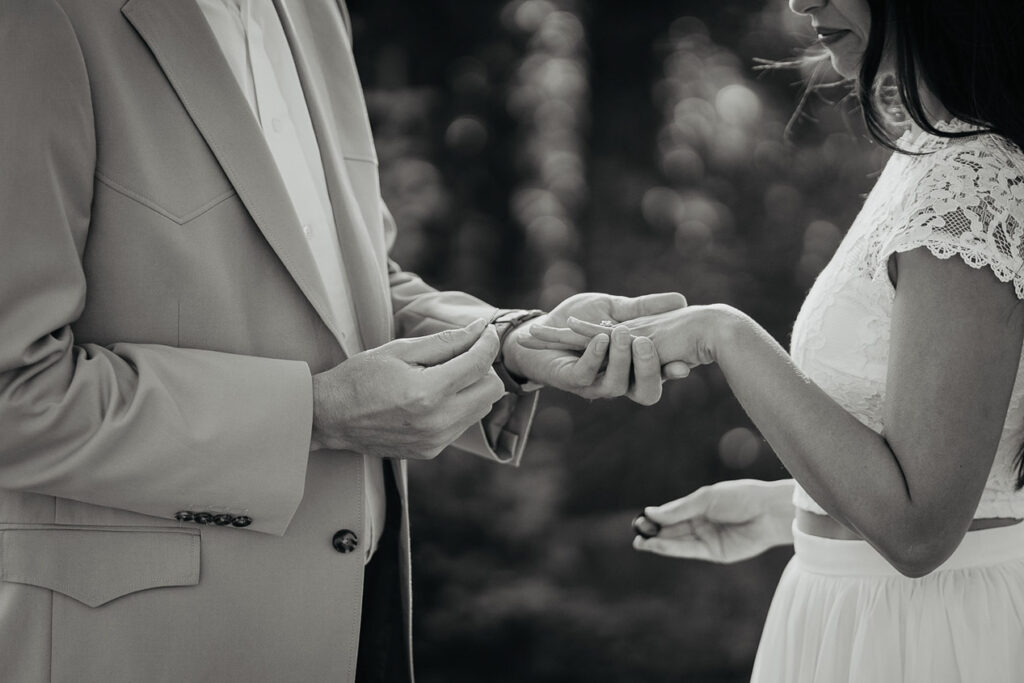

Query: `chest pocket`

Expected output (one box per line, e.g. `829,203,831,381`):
95,170,237,225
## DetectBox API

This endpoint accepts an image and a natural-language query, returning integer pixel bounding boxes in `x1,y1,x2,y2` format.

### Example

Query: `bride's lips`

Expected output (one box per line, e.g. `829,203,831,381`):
815,27,852,46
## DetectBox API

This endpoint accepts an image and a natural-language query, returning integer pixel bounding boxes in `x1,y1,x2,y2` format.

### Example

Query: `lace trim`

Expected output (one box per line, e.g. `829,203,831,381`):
895,118,987,154
872,239,1024,300
869,131,1024,300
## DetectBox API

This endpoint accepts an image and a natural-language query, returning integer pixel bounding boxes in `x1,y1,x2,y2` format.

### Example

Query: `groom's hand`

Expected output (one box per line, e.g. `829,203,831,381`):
502,292,690,405
310,319,506,459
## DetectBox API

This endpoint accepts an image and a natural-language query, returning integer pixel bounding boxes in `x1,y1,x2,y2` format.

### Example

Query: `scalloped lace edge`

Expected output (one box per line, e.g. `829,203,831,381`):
873,240,1024,301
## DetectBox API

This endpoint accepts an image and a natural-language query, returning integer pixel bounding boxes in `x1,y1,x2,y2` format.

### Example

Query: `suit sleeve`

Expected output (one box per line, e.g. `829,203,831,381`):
382,202,539,466
0,0,311,536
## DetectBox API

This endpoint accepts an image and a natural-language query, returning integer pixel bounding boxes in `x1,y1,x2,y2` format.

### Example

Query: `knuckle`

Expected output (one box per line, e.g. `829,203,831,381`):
568,374,590,389
423,410,450,433
470,357,493,378
420,444,445,460
404,386,433,411
485,377,505,400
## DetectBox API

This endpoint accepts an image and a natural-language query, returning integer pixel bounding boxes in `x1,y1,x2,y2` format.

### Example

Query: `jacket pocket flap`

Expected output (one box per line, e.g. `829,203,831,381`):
0,527,200,607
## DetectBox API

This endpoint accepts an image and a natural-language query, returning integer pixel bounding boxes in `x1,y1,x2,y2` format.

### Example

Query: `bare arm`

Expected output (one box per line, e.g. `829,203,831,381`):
688,250,1022,575
537,248,1024,575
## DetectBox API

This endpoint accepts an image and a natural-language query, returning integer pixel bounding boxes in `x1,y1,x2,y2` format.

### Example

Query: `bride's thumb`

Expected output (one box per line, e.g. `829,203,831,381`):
644,486,710,524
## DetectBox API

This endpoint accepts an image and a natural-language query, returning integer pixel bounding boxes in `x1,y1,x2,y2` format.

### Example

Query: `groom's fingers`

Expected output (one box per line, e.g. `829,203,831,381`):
517,337,583,352
628,337,663,405
527,324,591,349
563,333,609,387
423,325,501,394
593,325,632,396
608,292,687,321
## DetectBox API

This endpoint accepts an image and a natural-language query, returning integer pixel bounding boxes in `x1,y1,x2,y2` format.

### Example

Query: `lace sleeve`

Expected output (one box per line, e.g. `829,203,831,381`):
872,137,1024,299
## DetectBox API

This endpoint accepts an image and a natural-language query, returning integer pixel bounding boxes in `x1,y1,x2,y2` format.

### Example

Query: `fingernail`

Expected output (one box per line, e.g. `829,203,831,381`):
467,319,486,331
635,338,654,357
613,325,630,343
632,514,661,539
595,333,609,349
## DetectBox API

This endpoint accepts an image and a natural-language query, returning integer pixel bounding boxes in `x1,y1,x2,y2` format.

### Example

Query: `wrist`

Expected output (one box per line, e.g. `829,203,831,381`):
492,309,546,383
310,370,352,452
703,304,751,363
501,319,540,380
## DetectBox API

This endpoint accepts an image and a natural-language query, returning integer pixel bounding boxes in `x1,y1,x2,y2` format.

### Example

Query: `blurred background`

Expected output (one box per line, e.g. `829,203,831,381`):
346,0,890,680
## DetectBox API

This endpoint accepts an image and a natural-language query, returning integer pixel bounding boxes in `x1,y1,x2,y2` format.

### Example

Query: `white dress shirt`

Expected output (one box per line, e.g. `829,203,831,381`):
196,0,386,562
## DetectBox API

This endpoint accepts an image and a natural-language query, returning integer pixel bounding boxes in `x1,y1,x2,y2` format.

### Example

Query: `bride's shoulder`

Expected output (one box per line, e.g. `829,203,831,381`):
865,122,1024,297
905,122,1024,198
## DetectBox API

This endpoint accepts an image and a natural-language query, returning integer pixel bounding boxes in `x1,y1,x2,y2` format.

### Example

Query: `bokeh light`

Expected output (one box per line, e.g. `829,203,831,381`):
351,1,894,680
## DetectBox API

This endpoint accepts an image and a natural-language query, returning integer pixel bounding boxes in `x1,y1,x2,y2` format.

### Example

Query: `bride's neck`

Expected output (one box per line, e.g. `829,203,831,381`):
916,82,954,127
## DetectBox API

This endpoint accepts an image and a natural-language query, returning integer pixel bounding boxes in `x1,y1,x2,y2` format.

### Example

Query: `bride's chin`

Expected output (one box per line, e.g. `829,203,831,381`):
828,52,861,80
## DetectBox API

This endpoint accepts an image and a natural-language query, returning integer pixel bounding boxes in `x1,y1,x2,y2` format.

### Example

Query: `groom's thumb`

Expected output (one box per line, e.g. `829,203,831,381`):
387,319,489,367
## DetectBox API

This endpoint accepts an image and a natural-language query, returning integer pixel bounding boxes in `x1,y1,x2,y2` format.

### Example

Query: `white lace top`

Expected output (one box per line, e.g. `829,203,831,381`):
790,120,1024,519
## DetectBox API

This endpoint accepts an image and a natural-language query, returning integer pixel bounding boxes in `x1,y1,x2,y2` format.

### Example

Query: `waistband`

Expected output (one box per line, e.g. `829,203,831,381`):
793,521,1024,576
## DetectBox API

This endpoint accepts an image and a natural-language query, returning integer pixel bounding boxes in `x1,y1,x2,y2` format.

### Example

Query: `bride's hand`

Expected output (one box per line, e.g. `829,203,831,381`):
520,303,742,374
633,479,795,563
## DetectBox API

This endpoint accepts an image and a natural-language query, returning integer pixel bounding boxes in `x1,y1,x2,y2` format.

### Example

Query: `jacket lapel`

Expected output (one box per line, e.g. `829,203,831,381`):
272,0,394,351
121,0,357,356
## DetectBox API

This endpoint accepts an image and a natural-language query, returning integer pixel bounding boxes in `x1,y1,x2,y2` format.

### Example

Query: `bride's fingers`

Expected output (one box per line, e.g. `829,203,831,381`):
662,361,691,380
633,535,716,561
644,487,711,525
566,317,614,337
517,337,583,352
656,519,700,540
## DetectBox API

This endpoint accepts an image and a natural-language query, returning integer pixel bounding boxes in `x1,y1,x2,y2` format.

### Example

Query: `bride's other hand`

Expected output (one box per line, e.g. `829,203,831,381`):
633,479,796,563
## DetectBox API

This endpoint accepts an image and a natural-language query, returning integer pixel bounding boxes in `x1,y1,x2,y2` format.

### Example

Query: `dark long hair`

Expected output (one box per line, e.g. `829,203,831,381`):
854,1,1024,487
857,0,1024,154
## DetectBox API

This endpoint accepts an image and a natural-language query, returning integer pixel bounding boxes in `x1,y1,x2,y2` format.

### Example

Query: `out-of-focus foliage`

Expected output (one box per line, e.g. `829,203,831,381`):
348,1,889,680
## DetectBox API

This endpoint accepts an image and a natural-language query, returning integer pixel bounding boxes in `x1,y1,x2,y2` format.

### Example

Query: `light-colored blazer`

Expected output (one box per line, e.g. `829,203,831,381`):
0,1,538,681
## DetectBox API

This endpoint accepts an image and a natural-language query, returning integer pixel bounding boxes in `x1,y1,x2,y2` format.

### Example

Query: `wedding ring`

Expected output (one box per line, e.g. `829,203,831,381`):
632,513,661,539
599,319,615,327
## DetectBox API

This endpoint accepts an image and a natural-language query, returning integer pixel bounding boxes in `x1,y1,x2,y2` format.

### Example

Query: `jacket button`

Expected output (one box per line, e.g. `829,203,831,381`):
193,512,214,525
213,514,234,526
174,511,194,522
231,515,253,528
332,529,358,554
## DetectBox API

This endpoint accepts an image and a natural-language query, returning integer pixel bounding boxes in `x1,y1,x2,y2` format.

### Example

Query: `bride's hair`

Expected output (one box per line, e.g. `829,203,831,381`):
856,0,1024,488
857,0,1024,154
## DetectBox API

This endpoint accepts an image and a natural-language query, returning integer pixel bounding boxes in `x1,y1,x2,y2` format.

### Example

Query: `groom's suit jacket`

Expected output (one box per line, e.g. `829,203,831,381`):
0,1,537,681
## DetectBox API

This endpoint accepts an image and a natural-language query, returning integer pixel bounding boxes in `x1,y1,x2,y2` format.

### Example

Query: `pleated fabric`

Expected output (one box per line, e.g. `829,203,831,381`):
751,523,1024,682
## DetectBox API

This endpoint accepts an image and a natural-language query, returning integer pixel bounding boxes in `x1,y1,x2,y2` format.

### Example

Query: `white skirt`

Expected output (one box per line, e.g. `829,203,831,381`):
751,522,1024,683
